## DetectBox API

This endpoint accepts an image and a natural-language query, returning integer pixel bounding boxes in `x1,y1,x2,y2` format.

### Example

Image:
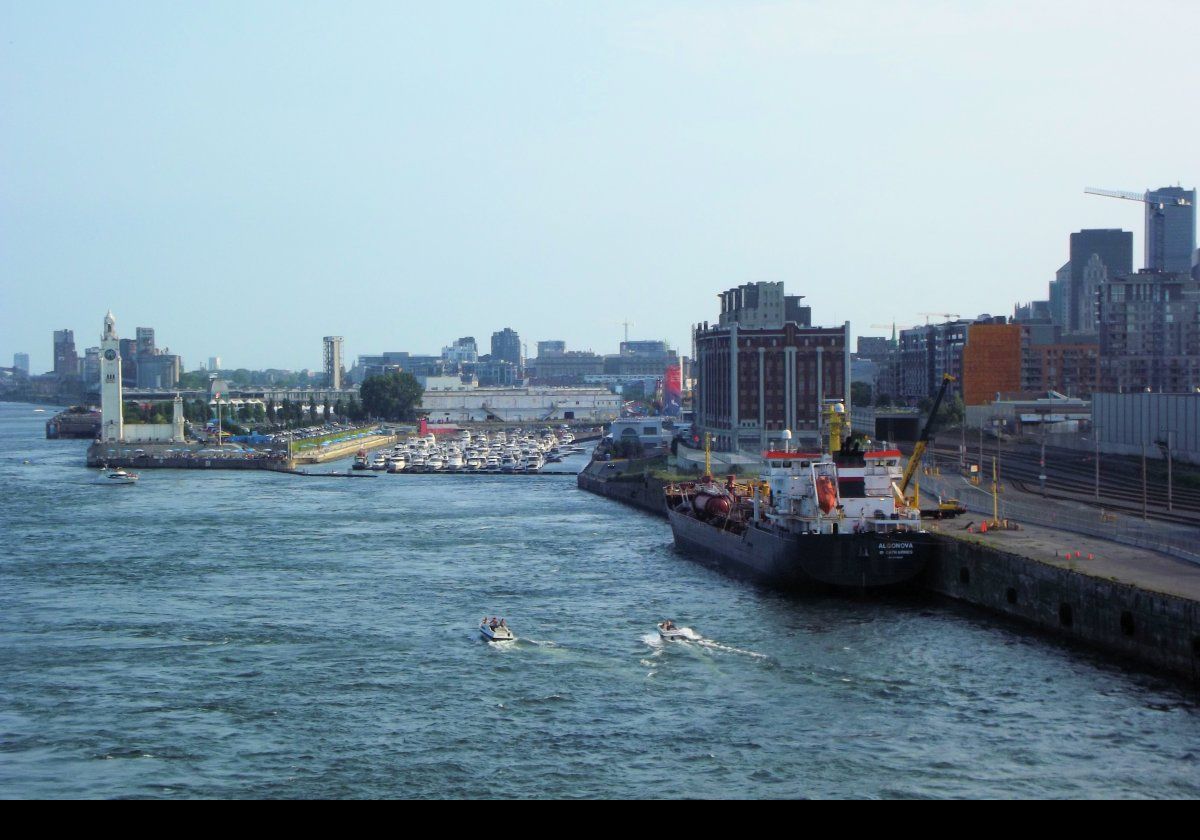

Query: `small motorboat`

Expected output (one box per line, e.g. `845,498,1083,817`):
479,618,515,642
658,620,688,641
98,468,139,485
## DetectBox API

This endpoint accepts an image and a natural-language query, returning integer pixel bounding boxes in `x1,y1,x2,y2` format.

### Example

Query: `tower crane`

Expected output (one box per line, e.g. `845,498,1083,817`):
917,312,961,325
1084,187,1193,208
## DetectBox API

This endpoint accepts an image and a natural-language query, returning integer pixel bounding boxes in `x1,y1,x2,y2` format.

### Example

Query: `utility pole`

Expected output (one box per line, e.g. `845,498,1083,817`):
960,414,966,472
1093,428,1100,501
1167,430,1174,513
996,420,1002,494
978,421,984,478
1039,412,1047,497
1141,443,1148,520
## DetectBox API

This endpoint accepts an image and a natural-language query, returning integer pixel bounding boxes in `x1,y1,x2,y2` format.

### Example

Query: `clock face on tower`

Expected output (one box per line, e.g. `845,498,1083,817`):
104,349,117,361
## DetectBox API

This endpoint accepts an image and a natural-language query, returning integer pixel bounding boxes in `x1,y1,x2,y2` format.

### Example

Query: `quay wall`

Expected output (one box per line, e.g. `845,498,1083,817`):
926,534,1200,683
576,464,667,518
578,461,1200,683
85,449,293,472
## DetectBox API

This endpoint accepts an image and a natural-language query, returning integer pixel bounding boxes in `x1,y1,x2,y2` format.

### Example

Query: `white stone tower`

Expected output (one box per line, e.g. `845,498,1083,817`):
100,311,124,442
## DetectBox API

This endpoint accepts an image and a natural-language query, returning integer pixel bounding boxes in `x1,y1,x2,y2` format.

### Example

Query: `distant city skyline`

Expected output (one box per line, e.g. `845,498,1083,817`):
3,3,1197,372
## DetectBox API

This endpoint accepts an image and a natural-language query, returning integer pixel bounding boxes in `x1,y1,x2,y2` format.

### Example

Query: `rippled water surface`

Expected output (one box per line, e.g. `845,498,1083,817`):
2,402,1198,798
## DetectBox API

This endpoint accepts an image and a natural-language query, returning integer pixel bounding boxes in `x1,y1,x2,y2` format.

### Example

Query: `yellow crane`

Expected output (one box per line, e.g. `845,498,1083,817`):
894,373,956,508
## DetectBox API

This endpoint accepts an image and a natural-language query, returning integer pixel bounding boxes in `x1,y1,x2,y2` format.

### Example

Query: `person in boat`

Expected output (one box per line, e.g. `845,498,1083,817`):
662,619,675,631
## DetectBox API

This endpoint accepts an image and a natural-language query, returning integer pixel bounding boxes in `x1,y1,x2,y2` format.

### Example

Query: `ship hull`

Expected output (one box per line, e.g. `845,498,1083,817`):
667,509,934,591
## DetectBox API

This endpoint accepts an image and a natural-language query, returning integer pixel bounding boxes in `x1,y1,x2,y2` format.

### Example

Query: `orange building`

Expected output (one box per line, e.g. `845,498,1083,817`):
962,324,1022,405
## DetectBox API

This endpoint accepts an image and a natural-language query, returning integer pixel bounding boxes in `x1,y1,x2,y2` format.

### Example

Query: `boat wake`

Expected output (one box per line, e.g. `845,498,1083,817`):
694,638,770,660
643,628,769,661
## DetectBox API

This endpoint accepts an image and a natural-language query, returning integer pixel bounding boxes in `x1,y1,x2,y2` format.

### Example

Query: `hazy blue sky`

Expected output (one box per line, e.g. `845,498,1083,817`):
3,1,1197,372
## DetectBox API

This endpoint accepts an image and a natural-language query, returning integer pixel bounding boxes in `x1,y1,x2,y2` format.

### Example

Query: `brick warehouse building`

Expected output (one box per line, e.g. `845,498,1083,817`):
694,282,849,451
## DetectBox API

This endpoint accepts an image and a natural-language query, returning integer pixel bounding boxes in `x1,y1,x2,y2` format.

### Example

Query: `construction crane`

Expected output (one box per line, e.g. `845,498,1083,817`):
1084,187,1193,208
618,320,634,345
895,373,956,507
917,312,961,324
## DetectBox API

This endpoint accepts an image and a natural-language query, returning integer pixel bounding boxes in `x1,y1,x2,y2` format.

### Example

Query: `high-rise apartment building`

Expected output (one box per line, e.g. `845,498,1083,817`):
442,337,478,366
13,353,30,375
537,340,566,357
896,319,972,405
491,328,522,369
1098,269,1200,393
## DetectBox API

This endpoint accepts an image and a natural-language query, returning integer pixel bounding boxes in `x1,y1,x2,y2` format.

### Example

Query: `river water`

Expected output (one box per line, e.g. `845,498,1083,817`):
1,401,1197,798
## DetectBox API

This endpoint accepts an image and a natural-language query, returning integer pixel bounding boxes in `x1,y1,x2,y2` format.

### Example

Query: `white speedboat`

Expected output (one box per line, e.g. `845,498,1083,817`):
479,619,515,642
98,468,139,485
657,621,688,641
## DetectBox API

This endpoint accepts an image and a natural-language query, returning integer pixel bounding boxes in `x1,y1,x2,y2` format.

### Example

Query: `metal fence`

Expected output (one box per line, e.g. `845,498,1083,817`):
923,473,1200,566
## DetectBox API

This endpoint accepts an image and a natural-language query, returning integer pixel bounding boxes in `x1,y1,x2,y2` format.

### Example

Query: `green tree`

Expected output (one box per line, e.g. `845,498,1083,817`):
347,397,365,423
177,369,210,389
266,399,276,423
360,372,423,421
936,395,965,428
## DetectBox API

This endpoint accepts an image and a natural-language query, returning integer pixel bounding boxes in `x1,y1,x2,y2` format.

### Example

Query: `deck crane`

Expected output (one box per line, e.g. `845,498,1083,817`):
894,373,956,509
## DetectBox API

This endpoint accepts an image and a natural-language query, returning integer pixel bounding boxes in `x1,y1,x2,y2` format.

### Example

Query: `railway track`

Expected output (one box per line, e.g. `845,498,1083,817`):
926,439,1200,527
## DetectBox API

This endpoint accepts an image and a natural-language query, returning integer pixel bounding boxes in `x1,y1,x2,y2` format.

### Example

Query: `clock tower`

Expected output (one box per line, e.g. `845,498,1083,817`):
100,311,124,442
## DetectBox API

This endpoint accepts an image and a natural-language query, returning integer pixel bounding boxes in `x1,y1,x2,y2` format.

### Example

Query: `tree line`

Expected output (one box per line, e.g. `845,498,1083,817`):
122,371,423,429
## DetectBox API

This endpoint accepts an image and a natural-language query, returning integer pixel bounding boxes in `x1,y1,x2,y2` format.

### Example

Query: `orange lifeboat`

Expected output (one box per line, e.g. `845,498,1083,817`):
816,475,838,514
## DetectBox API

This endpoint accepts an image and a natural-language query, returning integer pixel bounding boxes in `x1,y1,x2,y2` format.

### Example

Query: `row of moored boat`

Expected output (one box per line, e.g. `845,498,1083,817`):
354,429,586,474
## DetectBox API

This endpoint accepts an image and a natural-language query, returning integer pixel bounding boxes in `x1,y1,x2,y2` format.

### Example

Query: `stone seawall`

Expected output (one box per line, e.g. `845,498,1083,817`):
576,468,667,518
927,533,1200,683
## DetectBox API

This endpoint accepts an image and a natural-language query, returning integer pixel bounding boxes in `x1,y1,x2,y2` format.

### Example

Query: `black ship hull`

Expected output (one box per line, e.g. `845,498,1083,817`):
667,508,935,591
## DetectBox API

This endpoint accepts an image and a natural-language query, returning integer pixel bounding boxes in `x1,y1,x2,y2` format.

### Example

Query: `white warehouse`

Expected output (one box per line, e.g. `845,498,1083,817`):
420,385,621,423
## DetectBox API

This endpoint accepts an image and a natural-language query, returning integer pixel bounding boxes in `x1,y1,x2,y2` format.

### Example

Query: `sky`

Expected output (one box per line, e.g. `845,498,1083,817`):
3,1,1198,373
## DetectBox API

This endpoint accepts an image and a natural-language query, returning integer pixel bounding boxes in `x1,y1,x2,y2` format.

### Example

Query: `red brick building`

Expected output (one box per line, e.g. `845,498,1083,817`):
694,282,848,451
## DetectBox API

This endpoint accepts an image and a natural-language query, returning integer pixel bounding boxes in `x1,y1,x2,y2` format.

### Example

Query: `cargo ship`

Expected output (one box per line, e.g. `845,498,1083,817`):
664,448,936,591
